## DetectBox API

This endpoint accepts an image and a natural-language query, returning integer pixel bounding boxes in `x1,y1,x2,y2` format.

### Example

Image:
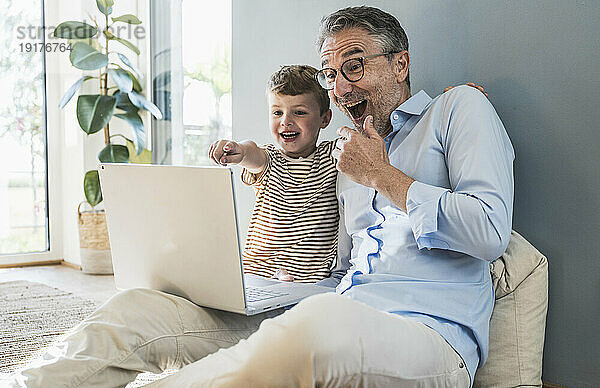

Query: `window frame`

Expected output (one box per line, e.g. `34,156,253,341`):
0,0,61,267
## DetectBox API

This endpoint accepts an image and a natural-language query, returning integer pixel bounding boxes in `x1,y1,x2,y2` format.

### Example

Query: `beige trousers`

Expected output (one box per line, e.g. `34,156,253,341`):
8,289,469,388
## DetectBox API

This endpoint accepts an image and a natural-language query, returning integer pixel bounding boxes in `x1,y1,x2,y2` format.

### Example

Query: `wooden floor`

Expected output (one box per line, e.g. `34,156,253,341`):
0,263,118,304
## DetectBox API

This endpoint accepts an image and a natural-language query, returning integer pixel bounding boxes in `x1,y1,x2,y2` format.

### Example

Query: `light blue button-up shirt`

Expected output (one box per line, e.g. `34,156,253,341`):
333,85,515,383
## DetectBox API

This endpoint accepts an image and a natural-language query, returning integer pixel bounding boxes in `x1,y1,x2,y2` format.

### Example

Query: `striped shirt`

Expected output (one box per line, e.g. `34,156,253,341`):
241,140,339,283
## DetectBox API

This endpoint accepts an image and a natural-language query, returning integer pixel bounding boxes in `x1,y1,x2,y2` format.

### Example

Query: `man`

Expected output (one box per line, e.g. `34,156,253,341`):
144,6,512,387
9,6,513,388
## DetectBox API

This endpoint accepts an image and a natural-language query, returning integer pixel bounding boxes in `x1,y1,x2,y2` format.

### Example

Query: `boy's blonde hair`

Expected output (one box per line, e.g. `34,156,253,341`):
267,65,330,115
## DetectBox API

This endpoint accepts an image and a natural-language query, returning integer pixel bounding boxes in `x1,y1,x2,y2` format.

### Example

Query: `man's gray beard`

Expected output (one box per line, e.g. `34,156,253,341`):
373,117,392,137
345,113,389,136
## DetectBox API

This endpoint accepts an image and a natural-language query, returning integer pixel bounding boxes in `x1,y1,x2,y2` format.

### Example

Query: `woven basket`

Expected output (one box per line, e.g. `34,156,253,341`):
77,202,113,274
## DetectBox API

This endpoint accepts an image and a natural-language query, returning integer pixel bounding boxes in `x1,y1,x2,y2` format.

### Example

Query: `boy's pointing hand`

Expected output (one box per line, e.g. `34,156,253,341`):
209,139,245,166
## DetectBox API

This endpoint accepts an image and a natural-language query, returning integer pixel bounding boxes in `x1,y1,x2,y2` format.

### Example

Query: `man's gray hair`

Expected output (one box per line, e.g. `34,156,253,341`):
317,6,410,89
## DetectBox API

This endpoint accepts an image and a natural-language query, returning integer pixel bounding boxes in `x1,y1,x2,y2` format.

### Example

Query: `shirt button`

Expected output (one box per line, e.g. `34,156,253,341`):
393,114,399,120
459,362,465,368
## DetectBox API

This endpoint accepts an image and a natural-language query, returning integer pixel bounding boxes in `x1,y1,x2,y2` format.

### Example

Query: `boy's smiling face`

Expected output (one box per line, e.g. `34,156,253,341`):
268,92,331,158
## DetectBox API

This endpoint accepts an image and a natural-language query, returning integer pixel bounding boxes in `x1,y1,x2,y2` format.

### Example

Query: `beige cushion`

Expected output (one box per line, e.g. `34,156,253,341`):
473,231,548,388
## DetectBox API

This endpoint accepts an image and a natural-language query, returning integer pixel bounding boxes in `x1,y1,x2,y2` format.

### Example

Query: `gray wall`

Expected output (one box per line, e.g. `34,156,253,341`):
232,1,600,386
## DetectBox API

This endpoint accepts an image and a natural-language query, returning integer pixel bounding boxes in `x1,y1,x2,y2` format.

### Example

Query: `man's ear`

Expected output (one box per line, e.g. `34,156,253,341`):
320,109,332,129
392,51,410,84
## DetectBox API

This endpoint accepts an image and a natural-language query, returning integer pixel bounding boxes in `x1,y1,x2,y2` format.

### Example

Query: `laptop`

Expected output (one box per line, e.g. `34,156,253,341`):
98,164,332,315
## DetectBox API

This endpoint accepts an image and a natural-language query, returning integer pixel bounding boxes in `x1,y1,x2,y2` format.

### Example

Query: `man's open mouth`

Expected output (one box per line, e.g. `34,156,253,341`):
346,100,367,120
280,132,299,140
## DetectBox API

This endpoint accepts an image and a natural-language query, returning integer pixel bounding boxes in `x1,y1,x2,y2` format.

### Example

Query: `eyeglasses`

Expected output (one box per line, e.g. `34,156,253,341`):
315,52,399,90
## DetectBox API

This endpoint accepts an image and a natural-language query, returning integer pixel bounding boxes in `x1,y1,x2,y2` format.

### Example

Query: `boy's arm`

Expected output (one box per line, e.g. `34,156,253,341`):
208,139,268,174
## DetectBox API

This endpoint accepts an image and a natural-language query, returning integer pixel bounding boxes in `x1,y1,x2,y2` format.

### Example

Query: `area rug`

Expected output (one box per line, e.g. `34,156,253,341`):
0,280,175,386
0,280,99,374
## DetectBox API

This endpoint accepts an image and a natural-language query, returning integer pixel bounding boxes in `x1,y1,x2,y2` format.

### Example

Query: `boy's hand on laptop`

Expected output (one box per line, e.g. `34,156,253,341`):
209,139,245,166
274,268,294,282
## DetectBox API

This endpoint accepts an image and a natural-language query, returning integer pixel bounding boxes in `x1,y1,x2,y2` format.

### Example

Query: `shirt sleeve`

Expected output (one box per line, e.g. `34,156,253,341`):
327,138,341,165
316,178,352,288
240,146,271,186
406,87,515,261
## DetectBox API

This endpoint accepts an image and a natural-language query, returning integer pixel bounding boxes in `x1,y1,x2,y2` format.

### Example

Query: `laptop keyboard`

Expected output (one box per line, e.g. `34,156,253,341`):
245,286,289,303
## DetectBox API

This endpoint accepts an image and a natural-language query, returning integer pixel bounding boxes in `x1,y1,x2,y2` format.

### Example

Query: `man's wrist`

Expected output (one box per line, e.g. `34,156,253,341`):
371,163,415,212
370,163,397,190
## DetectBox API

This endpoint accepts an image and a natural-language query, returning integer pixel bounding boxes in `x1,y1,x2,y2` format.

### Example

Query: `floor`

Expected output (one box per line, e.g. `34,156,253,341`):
0,263,118,304
0,264,175,386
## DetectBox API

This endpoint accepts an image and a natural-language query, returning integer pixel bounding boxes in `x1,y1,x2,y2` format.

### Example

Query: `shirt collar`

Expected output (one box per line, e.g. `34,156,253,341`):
396,90,432,116
385,90,432,151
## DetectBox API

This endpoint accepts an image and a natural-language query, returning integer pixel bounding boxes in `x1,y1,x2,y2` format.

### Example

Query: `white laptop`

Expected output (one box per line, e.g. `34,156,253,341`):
98,164,332,315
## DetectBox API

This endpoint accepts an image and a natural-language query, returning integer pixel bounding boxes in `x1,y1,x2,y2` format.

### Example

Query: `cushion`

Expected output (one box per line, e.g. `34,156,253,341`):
473,230,548,388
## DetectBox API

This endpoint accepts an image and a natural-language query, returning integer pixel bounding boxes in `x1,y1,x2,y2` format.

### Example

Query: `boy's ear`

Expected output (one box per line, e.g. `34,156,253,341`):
320,109,332,129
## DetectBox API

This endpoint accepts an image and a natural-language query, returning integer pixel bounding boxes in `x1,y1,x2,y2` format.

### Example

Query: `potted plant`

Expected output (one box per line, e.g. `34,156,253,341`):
54,0,162,273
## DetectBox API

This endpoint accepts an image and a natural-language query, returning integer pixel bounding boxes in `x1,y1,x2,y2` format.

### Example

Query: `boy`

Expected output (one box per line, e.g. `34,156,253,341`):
209,65,337,283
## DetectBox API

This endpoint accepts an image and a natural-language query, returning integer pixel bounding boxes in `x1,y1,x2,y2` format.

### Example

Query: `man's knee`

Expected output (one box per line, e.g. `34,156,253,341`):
216,294,362,386
83,288,181,334
287,293,361,330
290,292,350,320
252,294,356,361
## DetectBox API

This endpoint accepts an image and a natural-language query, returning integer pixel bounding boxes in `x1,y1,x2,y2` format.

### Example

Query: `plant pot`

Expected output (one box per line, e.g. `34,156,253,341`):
77,202,113,275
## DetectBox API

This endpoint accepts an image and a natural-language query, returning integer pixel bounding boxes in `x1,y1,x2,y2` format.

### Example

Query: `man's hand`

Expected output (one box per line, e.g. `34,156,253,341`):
443,82,489,98
333,115,415,212
209,139,246,166
332,116,390,188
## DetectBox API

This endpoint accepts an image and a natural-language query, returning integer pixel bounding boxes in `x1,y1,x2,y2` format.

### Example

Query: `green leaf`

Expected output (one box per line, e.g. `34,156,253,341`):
76,95,117,134
128,70,143,92
105,31,140,55
117,53,142,79
59,76,94,109
69,42,108,71
153,91,171,121
54,21,98,39
114,36,140,55
84,170,102,207
110,64,142,92
111,14,142,24
113,91,138,112
128,91,163,120
126,140,152,164
98,144,129,163
114,112,145,154
96,0,114,15
108,68,133,93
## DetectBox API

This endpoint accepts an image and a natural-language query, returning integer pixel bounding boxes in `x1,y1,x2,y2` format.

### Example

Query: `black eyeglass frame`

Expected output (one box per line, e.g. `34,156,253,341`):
315,52,400,90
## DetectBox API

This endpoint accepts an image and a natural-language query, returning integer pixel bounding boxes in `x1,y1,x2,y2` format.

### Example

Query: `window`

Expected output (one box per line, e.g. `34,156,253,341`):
0,0,49,256
150,0,231,166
